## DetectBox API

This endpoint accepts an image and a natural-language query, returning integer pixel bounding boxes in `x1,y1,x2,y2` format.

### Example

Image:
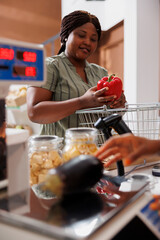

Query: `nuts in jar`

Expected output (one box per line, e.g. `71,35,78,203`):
62,127,98,162
28,135,63,186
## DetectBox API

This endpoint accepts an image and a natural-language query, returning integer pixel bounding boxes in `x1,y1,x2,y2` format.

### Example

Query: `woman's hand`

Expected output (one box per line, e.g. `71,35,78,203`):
108,91,126,109
79,86,117,109
95,133,160,167
80,86,126,109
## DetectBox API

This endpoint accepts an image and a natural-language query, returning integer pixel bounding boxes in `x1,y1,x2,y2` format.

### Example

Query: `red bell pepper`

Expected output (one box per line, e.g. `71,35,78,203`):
97,74,123,100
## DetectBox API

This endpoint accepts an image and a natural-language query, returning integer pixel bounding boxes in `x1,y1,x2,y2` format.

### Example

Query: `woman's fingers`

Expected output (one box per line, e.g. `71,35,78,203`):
93,87,117,101
95,87,108,96
89,85,97,91
109,92,126,108
98,95,117,103
89,87,127,108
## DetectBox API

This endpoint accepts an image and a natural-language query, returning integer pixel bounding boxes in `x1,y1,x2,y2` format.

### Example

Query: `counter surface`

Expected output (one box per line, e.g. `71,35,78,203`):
0,163,160,240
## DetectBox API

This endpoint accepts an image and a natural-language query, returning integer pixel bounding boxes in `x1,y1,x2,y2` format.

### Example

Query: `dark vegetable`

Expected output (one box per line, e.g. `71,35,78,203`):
47,191,103,225
43,155,103,197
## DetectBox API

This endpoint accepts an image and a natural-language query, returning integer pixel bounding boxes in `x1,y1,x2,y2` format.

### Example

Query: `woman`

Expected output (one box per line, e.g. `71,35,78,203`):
27,10,126,137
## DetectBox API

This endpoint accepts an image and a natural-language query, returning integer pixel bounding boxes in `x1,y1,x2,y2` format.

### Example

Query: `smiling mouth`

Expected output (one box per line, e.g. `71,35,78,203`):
79,47,90,53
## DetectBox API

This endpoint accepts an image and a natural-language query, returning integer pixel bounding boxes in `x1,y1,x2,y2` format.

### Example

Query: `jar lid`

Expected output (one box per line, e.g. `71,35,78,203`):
28,135,63,147
29,135,60,142
65,127,98,140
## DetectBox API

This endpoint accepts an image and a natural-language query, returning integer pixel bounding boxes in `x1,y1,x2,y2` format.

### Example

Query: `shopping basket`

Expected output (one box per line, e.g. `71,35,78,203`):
76,103,160,146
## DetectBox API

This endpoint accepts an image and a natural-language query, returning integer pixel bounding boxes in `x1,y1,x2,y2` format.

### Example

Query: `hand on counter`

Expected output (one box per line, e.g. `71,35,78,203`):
95,133,160,167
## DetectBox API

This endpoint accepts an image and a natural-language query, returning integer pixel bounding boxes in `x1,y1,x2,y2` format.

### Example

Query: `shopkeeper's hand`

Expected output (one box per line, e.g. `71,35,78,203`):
150,195,160,215
95,133,160,168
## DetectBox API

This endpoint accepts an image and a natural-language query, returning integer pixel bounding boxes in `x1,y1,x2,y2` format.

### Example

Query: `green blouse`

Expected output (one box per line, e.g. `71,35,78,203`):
40,52,108,137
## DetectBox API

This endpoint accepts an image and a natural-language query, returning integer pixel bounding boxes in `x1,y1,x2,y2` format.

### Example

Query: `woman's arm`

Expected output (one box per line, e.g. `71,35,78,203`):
27,86,116,124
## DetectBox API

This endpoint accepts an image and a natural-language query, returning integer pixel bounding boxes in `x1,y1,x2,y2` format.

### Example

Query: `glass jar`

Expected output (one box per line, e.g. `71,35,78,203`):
62,127,98,162
28,135,63,186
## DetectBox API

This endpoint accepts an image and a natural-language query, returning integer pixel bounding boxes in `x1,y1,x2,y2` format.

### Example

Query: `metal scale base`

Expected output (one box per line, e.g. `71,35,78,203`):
0,176,149,240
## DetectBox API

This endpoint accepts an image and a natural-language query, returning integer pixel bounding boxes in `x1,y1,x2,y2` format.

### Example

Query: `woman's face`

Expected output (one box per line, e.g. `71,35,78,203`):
65,22,99,63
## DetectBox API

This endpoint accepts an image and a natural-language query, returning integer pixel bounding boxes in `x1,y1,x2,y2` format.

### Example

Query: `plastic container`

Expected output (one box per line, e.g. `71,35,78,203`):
62,127,98,162
28,135,63,186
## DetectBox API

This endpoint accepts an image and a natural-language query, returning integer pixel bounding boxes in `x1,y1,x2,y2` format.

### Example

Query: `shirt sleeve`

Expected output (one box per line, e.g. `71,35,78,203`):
41,57,59,92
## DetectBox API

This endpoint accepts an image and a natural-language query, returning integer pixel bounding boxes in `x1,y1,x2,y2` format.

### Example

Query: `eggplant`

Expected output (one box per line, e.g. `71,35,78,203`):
43,155,103,197
47,191,103,225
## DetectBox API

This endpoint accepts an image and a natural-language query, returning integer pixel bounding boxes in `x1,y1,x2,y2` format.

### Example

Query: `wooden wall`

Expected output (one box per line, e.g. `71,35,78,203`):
88,22,124,82
99,22,124,82
0,0,61,56
0,0,123,78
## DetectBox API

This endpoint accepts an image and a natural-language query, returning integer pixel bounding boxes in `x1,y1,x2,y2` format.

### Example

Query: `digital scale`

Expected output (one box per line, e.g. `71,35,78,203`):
0,38,46,97
0,38,46,199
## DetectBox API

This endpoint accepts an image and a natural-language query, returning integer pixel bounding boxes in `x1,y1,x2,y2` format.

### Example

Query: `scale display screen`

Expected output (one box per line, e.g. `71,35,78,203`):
0,39,45,82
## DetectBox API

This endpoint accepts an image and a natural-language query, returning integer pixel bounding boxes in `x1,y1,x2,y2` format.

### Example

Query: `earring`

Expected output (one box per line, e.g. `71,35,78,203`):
65,38,68,42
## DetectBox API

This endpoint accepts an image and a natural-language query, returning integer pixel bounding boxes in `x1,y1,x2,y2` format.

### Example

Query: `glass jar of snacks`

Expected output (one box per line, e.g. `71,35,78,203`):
62,127,98,162
28,135,63,186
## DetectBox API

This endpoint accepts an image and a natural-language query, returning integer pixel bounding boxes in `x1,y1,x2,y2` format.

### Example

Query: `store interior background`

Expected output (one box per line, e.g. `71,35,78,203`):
0,0,160,135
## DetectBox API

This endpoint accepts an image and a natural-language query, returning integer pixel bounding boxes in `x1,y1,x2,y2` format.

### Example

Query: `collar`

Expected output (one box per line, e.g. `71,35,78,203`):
60,52,90,69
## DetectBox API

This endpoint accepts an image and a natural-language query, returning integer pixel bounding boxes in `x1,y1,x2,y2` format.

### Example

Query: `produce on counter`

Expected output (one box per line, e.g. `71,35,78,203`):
48,191,103,225
6,86,27,107
97,74,123,100
7,123,33,136
43,155,103,197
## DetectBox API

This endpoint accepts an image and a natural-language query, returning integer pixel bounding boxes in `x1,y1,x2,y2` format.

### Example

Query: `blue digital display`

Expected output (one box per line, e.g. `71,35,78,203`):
0,41,45,82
